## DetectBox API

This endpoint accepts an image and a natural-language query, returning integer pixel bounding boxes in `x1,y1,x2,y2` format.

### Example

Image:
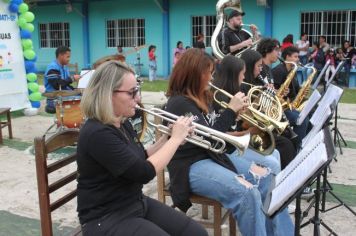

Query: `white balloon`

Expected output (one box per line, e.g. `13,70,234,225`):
24,107,39,116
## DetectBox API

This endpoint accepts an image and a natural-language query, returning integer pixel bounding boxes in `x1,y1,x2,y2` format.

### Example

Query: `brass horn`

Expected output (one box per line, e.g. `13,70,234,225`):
209,82,288,155
136,106,250,155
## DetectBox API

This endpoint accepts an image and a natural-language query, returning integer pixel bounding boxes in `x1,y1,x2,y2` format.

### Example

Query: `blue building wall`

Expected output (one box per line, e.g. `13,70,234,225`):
272,0,356,46
88,0,164,77
32,3,84,72
30,0,356,78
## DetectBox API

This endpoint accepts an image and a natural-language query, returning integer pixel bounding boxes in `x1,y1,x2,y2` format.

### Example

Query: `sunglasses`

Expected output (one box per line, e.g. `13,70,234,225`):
113,86,140,99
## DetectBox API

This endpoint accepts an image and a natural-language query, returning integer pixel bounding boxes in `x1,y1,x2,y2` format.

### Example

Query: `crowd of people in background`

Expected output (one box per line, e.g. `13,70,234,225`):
282,33,356,85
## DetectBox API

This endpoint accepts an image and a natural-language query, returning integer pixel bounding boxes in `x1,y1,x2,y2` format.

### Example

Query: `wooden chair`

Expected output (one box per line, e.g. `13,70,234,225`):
154,114,236,236
0,108,13,145
34,129,82,236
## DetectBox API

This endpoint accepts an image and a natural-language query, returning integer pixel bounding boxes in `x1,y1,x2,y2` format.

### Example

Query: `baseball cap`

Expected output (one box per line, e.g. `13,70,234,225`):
228,10,245,21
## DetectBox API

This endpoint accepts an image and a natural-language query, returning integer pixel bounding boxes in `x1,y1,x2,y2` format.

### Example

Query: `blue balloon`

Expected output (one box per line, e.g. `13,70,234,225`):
25,60,35,71
20,29,32,39
13,0,24,4
30,101,41,108
9,3,19,13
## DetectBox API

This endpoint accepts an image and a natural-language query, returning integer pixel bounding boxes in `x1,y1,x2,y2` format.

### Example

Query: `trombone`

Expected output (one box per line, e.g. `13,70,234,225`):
136,106,250,155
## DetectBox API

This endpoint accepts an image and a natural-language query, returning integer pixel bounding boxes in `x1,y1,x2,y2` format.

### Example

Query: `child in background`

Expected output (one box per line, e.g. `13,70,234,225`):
148,45,157,82
325,48,336,82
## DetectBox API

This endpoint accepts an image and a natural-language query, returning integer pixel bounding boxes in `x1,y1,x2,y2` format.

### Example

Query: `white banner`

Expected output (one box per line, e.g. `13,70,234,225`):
0,2,31,110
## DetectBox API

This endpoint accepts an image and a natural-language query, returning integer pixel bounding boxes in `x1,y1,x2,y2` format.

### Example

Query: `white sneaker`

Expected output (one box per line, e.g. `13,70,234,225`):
288,204,296,214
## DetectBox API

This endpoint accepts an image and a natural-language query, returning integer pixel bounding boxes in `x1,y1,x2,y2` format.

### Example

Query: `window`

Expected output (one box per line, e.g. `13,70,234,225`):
301,10,356,48
39,22,70,48
192,15,217,47
106,19,145,48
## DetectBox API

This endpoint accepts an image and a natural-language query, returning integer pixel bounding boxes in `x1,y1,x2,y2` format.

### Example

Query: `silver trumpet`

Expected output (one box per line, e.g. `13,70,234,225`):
136,106,250,155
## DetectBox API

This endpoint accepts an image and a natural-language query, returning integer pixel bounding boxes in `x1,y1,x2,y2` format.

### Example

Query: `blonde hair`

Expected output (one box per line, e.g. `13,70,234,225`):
80,60,134,125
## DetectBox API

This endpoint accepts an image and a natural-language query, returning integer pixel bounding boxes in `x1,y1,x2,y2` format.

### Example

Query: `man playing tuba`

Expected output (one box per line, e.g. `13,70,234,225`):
218,10,259,56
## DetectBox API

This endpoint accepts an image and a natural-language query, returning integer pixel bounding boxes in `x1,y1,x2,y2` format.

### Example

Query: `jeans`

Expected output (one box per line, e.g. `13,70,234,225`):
285,109,309,148
189,157,294,236
227,148,281,175
148,60,157,82
299,55,308,66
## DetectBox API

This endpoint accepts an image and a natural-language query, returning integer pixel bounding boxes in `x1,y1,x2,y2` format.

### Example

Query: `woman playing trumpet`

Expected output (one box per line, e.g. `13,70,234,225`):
77,61,208,236
165,48,294,236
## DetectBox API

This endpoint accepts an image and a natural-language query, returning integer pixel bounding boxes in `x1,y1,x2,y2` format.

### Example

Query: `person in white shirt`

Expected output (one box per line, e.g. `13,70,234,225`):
295,33,309,65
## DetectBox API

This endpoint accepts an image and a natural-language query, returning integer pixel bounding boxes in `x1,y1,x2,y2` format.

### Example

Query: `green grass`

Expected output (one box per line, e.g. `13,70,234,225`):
340,88,356,104
140,79,168,92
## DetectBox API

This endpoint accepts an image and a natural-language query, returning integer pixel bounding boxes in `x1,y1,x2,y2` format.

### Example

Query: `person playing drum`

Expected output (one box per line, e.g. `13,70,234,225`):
44,46,80,113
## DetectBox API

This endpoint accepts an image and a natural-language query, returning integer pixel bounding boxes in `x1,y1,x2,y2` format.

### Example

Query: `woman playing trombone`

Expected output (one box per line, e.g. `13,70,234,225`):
165,48,294,236
76,60,207,236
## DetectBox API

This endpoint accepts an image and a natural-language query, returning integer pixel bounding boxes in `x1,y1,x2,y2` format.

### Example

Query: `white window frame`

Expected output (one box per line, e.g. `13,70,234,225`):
301,10,356,48
38,22,70,48
106,18,145,48
192,15,217,47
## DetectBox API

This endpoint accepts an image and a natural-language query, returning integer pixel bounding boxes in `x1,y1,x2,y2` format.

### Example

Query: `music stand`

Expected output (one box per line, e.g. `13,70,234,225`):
296,125,337,236
324,61,347,154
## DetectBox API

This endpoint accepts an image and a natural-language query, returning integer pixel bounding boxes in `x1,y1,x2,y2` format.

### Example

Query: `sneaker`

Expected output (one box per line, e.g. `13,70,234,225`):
301,187,314,199
288,204,296,214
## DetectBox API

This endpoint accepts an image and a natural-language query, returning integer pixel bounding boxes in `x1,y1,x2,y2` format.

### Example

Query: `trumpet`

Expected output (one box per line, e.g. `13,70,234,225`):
136,106,250,155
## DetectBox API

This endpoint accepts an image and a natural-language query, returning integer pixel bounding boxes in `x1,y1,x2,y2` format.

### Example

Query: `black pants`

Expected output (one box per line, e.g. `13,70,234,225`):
275,134,296,170
82,196,208,236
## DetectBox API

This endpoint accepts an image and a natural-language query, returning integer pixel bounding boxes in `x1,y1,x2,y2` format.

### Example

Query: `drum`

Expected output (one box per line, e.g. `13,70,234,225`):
55,96,84,128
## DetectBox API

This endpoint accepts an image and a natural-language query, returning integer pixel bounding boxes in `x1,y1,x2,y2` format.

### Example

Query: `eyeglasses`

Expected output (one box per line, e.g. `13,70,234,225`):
113,86,140,99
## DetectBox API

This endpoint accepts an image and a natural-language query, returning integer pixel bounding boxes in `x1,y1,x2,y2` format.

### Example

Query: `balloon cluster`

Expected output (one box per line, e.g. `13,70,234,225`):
5,0,40,108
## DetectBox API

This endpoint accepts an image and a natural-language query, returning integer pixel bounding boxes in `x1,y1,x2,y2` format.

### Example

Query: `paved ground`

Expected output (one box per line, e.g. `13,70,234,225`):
0,91,355,236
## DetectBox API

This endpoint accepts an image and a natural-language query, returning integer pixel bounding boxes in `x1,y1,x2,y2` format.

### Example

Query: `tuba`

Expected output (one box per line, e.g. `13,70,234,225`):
210,82,288,155
291,66,317,112
211,0,260,60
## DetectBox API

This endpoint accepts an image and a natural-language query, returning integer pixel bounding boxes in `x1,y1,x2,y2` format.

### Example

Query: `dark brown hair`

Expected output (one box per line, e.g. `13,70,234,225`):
167,48,214,113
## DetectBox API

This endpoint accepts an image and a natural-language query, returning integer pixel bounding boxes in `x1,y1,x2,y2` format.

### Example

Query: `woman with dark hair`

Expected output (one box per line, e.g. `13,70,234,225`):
308,41,325,71
165,48,294,236
281,34,294,51
241,49,297,170
213,55,281,175
173,41,185,66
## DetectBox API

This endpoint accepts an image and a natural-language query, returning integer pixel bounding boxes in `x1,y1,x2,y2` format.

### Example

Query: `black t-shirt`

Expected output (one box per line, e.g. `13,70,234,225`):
218,26,251,55
272,63,300,100
165,95,237,212
76,119,155,224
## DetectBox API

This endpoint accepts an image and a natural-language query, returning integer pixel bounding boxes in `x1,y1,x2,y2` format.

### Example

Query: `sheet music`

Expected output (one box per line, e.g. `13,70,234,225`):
276,130,324,185
267,130,327,215
317,84,343,108
311,59,330,90
297,90,321,125
302,106,330,147
78,70,95,89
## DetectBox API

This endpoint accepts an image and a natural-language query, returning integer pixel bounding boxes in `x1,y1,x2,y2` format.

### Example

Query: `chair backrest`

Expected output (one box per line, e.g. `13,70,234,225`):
35,129,80,236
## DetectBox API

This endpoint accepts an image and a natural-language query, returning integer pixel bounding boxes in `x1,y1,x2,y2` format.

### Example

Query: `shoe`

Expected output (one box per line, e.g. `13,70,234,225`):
288,204,296,214
301,187,314,199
